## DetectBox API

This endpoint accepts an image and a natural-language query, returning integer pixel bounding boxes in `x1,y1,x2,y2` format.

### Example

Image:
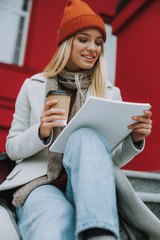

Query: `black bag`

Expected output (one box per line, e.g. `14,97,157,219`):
0,152,16,206
0,152,15,184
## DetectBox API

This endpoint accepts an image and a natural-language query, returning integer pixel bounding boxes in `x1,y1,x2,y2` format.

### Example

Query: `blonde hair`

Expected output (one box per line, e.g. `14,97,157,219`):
43,37,74,77
44,36,107,98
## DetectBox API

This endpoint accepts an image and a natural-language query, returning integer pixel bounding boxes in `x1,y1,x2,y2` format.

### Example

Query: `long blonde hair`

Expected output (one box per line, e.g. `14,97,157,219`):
43,36,107,98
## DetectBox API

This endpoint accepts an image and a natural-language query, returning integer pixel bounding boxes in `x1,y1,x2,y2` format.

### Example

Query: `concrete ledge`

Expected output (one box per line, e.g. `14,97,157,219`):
123,170,160,180
137,192,160,203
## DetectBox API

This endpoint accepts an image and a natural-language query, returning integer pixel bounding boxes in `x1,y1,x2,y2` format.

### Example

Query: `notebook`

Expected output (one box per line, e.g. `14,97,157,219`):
50,96,151,153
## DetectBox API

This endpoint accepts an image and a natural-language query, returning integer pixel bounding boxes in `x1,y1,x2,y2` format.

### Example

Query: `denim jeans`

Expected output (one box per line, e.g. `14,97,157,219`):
16,127,120,240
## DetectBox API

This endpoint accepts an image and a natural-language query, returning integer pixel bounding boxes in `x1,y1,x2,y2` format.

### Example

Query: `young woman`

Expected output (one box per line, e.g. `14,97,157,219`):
1,0,158,240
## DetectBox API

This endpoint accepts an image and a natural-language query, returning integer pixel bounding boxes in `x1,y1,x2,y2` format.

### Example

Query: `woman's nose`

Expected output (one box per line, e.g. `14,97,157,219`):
87,42,96,52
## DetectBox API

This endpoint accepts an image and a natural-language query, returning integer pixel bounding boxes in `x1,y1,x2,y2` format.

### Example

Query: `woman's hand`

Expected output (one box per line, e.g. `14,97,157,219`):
128,110,152,144
39,100,66,139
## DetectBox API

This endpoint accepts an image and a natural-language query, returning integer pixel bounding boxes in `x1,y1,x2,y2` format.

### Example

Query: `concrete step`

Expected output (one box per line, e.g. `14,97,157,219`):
123,170,160,220
123,170,160,193
137,192,160,220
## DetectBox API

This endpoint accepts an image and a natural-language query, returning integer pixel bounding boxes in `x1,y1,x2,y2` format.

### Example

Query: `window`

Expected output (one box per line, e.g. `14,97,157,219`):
104,24,117,86
0,0,32,66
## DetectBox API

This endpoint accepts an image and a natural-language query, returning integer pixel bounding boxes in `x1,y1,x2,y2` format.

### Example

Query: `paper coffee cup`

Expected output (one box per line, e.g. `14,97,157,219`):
47,90,71,126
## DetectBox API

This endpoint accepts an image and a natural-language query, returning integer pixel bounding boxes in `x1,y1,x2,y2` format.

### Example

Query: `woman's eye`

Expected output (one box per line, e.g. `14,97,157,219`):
79,38,87,43
95,42,102,46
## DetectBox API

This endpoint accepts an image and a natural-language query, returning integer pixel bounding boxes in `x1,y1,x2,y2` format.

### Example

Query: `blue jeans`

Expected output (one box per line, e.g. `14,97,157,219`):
16,128,119,240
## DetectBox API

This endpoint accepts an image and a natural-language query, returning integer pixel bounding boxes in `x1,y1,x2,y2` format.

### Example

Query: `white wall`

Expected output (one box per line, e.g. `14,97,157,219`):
104,24,117,86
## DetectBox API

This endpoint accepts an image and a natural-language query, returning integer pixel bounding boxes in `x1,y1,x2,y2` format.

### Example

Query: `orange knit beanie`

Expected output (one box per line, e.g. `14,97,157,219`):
57,0,106,45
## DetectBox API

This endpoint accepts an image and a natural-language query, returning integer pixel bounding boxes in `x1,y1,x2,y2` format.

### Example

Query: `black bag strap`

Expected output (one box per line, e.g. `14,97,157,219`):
0,152,8,161
0,152,15,171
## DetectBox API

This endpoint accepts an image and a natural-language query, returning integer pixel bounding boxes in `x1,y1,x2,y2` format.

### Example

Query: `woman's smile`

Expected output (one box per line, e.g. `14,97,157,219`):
81,54,95,61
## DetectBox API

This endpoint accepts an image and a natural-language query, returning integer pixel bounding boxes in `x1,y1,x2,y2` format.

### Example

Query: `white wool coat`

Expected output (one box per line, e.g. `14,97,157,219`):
0,74,142,190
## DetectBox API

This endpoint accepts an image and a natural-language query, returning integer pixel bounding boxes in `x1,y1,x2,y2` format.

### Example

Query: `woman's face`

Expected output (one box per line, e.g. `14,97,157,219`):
66,28,103,72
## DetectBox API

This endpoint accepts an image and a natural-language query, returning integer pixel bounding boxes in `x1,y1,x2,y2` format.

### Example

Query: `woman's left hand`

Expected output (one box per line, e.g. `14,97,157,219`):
128,110,152,144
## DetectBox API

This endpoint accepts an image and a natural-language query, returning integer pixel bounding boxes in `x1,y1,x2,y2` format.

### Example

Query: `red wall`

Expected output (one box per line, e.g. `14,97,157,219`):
0,66,33,151
0,0,159,171
115,0,160,171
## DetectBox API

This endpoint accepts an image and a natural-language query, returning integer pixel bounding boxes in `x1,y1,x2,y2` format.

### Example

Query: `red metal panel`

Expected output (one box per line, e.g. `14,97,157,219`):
115,0,160,171
112,0,148,34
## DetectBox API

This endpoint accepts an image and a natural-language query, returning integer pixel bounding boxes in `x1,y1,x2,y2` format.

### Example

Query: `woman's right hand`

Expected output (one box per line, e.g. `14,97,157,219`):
39,100,66,139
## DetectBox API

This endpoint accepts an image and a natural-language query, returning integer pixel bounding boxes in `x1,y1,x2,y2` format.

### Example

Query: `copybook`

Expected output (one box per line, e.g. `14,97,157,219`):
50,96,151,153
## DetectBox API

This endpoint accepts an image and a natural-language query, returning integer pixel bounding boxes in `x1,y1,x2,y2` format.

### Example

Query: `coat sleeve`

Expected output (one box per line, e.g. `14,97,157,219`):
110,85,145,168
112,135,144,168
6,79,52,161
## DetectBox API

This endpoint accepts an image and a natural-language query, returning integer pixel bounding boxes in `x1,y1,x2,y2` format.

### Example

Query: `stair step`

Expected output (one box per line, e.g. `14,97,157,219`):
123,170,160,194
138,192,160,219
123,170,160,180
137,192,160,203
123,171,160,219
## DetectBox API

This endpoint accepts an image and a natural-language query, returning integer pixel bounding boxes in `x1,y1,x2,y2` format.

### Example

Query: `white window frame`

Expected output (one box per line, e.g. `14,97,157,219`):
104,24,117,86
0,0,32,66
